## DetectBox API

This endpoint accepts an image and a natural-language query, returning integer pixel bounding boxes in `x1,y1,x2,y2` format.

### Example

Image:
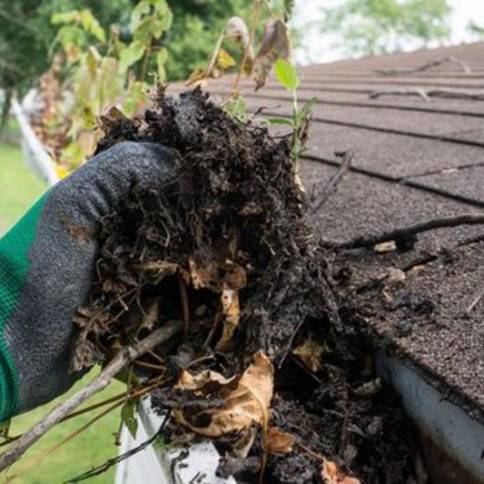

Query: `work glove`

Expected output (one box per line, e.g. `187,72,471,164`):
0,141,174,420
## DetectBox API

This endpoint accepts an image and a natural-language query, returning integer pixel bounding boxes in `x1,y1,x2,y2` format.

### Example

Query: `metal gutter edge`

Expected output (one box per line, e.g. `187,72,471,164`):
11,97,59,187
376,349,484,483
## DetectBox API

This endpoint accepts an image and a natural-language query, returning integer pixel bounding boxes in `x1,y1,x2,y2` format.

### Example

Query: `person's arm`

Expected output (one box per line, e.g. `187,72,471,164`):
0,141,174,420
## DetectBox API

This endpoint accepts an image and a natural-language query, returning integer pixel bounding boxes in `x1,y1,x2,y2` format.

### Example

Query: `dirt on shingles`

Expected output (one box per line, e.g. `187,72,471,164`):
346,240,484,421
71,87,419,483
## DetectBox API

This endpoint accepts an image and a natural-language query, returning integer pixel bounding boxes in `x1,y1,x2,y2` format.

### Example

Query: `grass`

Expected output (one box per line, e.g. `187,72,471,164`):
0,141,124,483
7,373,125,484
0,142,46,233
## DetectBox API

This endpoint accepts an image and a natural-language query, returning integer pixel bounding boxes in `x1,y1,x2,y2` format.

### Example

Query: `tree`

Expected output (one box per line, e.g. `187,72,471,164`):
0,1,131,94
0,0,253,95
320,0,451,57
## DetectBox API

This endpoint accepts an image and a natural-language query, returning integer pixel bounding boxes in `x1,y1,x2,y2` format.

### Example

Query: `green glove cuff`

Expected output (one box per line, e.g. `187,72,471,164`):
0,195,46,420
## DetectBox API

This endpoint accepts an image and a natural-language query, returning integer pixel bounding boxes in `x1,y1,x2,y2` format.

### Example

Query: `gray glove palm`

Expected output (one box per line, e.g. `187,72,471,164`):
0,141,173,418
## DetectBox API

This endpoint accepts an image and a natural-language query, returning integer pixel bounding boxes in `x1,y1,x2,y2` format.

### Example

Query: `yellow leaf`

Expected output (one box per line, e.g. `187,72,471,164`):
216,288,240,350
186,68,207,86
55,165,69,179
217,48,236,70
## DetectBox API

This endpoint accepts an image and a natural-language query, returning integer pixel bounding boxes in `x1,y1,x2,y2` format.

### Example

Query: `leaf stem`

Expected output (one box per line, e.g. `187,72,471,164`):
232,0,262,95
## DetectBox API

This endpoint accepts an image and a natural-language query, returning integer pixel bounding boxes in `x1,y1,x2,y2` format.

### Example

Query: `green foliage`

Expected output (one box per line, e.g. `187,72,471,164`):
0,0,131,93
275,58,299,91
269,60,316,172
50,1,174,169
120,399,139,438
164,0,252,80
0,0,253,94
321,0,451,56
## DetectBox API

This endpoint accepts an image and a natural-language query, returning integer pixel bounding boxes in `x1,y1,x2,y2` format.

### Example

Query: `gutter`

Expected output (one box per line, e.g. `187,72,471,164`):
14,97,484,484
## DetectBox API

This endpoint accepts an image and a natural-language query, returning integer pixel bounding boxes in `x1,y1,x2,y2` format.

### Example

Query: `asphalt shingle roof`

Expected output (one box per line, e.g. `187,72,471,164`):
169,42,484,421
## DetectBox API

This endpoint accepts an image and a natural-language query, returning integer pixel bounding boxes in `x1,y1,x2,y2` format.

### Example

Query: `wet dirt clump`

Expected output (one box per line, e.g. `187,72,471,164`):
72,87,419,483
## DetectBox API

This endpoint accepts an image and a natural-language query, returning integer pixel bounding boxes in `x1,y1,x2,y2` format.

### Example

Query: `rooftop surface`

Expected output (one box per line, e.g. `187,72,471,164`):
169,42,484,421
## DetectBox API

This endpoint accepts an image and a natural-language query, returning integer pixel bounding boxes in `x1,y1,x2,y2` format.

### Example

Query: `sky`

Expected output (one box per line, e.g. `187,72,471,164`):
293,0,484,64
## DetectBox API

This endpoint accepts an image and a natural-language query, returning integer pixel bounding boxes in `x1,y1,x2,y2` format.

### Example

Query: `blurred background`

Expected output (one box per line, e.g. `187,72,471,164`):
0,0,483,481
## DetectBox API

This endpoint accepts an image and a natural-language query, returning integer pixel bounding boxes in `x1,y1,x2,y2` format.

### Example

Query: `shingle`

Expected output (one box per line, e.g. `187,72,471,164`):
171,42,484,414
405,166,484,204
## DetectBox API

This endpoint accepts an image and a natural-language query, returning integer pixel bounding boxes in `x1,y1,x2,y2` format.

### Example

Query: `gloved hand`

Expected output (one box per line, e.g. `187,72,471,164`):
0,141,174,420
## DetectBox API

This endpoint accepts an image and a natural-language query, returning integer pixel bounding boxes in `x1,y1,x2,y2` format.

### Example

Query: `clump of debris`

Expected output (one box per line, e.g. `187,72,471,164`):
72,87,419,483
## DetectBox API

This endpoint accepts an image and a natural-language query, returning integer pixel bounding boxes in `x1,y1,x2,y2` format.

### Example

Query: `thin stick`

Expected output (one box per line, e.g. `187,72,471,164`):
465,287,484,316
320,214,484,251
374,56,471,76
0,320,182,472
178,273,190,334
65,413,170,483
232,0,262,94
311,151,354,213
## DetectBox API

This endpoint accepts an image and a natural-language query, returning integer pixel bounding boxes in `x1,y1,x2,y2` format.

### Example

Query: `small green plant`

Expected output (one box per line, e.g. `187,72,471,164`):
189,0,314,180
272,59,316,174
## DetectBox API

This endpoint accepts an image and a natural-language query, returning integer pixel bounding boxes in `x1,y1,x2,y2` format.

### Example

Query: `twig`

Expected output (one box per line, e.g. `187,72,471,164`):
311,151,354,213
464,286,484,316
320,214,484,251
232,0,262,94
369,88,484,101
64,413,170,483
374,56,471,76
178,273,190,334
0,320,182,472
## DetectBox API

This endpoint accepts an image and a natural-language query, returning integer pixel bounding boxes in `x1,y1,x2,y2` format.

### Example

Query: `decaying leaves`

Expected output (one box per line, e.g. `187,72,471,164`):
186,16,253,86
188,256,220,292
293,338,327,372
186,68,208,87
174,351,274,438
265,427,295,454
352,378,382,398
321,458,361,484
253,18,290,90
217,289,240,350
225,16,254,75
217,48,237,70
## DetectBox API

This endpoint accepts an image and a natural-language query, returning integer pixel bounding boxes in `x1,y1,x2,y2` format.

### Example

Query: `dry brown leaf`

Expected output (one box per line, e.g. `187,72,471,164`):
188,256,220,291
216,288,240,350
321,459,361,484
175,369,235,392
253,18,290,90
174,351,274,437
293,338,327,372
265,427,295,454
186,68,208,87
225,16,250,47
